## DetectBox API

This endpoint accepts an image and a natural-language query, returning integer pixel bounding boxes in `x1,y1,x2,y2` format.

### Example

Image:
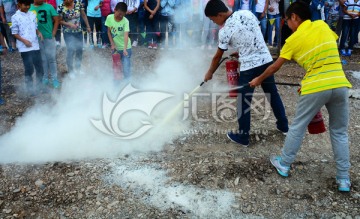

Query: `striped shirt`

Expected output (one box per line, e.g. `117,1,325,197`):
343,0,360,19
280,20,352,95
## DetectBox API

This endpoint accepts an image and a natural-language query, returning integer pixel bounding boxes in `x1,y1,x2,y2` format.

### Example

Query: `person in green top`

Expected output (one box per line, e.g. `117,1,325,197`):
105,2,132,80
30,0,60,88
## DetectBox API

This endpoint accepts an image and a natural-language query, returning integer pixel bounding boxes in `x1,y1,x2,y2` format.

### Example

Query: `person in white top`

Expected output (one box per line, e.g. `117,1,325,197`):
203,0,288,147
255,0,268,38
11,0,44,95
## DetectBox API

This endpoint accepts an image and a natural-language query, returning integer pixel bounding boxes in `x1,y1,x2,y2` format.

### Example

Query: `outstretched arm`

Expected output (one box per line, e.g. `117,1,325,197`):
249,57,287,87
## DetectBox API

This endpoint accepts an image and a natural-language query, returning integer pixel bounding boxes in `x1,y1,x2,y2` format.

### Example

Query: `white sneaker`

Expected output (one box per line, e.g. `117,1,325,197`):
354,43,360,49
132,40,138,47
56,41,61,47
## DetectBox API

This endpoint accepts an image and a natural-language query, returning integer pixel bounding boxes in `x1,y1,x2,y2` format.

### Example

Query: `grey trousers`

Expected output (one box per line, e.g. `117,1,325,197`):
281,87,350,179
39,38,58,80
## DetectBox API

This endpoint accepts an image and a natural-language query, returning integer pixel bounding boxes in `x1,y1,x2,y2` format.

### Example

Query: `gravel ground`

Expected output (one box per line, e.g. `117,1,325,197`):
0,46,359,219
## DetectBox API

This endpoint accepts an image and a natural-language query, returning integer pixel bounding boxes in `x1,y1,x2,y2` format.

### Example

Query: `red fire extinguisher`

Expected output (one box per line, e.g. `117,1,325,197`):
112,50,123,80
308,111,326,134
226,59,239,98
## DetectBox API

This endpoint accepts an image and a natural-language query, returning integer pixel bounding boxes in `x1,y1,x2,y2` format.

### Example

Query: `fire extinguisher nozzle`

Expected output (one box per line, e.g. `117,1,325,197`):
200,81,205,86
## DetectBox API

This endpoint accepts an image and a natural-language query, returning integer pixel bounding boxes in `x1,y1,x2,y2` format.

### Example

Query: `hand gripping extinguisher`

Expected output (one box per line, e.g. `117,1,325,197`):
225,58,240,98
112,50,123,80
308,111,326,134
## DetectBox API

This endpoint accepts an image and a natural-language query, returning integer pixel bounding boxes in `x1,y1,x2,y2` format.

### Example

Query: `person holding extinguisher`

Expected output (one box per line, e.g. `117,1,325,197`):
249,2,352,192
203,0,289,147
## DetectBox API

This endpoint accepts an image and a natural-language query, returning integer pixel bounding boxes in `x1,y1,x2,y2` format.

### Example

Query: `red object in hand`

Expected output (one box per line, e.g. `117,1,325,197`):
308,111,326,134
112,51,123,80
226,60,239,98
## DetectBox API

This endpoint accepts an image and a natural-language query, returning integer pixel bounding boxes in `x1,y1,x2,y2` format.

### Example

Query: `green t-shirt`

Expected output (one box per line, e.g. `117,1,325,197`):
30,3,58,39
105,14,131,50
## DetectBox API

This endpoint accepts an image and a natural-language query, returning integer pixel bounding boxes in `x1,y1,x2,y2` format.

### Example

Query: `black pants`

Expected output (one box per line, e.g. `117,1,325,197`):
20,50,44,90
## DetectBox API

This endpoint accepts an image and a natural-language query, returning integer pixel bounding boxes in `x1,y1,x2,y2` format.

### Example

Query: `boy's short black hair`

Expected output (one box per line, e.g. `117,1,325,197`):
115,2,127,12
285,1,311,21
18,0,32,5
204,0,229,17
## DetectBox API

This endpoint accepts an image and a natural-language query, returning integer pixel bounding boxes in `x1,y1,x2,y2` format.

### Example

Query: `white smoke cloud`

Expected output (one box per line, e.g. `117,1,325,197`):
0,49,230,164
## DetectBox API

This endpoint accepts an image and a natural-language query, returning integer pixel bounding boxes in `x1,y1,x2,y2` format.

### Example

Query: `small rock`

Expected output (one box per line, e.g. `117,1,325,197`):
3,209,12,214
67,172,75,177
13,188,20,193
35,180,44,187
234,177,240,186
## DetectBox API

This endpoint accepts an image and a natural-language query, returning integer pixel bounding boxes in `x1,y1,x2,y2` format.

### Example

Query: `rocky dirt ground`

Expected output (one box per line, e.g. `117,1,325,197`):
0,45,359,219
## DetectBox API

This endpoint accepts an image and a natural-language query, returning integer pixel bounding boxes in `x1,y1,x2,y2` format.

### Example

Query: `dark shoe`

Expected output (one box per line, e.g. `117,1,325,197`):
226,132,249,147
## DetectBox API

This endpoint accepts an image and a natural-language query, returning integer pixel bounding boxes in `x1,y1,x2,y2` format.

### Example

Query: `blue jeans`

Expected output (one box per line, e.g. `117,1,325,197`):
117,48,132,80
267,14,281,46
0,58,2,97
39,38,58,80
63,32,83,73
280,87,350,179
236,62,288,143
137,6,146,45
256,12,267,39
20,50,44,90
339,18,360,50
101,16,110,45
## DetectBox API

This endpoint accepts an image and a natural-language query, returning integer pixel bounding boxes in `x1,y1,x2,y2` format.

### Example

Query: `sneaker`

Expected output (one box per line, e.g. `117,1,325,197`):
276,126,288,136
42,78,49,86
354,43,360,49
152,43,158,49
270,155,290,177
56,41,61,48
0,97,4,105
346,49,352,56
132,40,138,47
226,132,249,147
148,43,153,49
336,177,351,192
97,44,102,48
52,79,61,89
340,49,347,56
102,43,108,49
89,44,94,49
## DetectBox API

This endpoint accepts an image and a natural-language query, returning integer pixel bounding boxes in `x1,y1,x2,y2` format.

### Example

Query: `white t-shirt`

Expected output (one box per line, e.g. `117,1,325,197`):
11,10,40,52
241,0,250,10
255,0,266,12
218,10,272,71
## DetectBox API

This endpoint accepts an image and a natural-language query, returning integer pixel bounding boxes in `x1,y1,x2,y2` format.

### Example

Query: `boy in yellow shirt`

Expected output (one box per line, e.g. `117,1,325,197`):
250,2,352,192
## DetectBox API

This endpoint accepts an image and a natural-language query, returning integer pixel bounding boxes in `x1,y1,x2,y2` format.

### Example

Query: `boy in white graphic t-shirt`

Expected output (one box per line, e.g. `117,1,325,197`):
11,0,44,95
203,0,288,146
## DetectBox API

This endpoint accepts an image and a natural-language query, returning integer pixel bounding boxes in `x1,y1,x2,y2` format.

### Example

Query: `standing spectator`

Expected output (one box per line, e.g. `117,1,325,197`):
87,0,102,48
106,2,132,80
100,0,111,47
159,0,176,48
325,0,340,30
0,28,6,105
30,0,61,88
137,0,146,46
144,0,160,48
255,0,268,39
232,0,256,13
11,0,44,95
250,1,352,193
201,0,217,49
80,0,88,47
267,0,281,47
58,0,91,76
310,0,325,21
339,0,360,56
123,0,140,46
55,0,64,46
203,0,289,147
0,0,18,51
